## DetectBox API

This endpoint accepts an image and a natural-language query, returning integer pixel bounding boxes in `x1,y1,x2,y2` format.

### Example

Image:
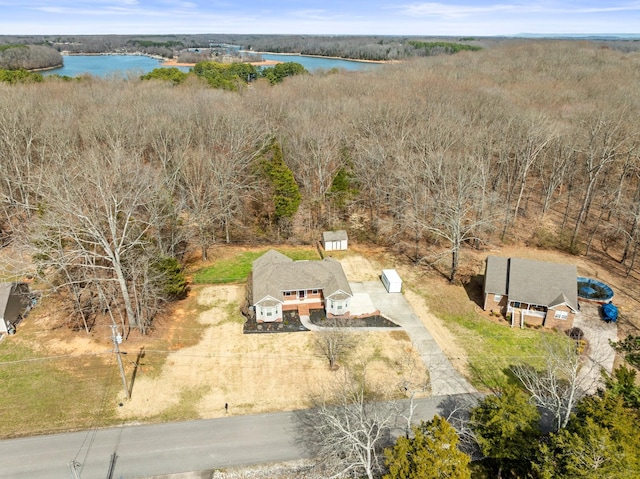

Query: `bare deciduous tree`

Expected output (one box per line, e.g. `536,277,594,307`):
295,368,398,479
570,107,630,249
30,147,173,333
396,346,430,438
511,333,602,431
313,318,354,370
422,155,497,282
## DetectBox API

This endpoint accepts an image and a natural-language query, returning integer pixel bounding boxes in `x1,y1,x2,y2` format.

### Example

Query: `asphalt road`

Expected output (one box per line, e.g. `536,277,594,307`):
0,394,481,479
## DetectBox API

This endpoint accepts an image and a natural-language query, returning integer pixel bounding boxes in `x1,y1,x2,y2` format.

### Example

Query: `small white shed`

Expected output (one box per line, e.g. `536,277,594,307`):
381,269,402,293
323,230,348,251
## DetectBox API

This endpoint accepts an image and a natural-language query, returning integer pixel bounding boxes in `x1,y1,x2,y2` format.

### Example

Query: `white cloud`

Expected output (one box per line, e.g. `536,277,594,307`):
396,1,640,18
397,2,522,18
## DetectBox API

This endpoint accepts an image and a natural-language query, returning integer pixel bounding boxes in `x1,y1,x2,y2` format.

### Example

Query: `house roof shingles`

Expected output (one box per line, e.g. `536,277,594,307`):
322,230,348,242
484,256,578,312
484,256,509,296
0,283,13,318
252,250,352,305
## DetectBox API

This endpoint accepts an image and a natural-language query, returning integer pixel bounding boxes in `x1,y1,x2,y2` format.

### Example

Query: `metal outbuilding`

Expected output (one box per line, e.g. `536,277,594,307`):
381,269,402,293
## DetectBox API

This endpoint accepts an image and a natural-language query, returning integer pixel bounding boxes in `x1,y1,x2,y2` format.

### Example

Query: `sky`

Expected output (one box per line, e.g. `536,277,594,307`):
0,1,639,36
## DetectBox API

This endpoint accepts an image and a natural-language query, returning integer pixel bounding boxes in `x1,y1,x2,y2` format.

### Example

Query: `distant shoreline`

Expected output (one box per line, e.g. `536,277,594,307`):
247,51,387,64
161,58,283,68
29,63,64,72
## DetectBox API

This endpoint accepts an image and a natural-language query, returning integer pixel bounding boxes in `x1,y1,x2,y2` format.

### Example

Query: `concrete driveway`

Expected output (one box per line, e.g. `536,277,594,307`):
349,281,475,396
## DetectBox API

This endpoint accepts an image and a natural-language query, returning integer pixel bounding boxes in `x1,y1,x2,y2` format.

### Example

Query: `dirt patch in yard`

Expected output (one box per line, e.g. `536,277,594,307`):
336,245,399,281
117,284,426,421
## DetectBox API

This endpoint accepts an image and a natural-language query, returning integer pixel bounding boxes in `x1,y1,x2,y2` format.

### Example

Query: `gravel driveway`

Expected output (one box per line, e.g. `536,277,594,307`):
573,301,618,393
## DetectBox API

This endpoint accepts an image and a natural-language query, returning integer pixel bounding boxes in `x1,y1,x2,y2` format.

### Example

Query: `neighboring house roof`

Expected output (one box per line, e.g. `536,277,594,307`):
484,256,578,312
484,256,509,296
0,283,14,319
252,249,352,305
0,282,30,322
323,230,348,242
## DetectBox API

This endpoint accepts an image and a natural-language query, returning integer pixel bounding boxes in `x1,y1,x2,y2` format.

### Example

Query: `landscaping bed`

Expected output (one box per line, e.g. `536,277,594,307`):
243,309,309,333
309,309,400,328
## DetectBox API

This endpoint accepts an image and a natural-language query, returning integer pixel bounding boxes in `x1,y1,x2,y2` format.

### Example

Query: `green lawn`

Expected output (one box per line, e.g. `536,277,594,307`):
442,309,555,387
411,280,569,389
0,341,120,438
192,247,320,284
0,287,213,439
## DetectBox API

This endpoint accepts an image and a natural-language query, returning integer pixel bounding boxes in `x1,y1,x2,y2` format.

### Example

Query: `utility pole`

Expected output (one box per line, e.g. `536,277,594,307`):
110,325,130,400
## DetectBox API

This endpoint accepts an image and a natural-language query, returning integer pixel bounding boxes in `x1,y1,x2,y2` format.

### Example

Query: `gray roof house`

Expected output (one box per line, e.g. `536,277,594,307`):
250,250,352,323
483,256,578,330
0,282,32,334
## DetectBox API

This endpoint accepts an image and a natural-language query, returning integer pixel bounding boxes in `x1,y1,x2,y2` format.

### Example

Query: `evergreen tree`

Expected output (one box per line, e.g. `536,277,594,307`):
470,386,541,478
603,365,640,409
384,415,471,479
329,158,358,210
260,61,307,84
153,257,188,300
611,335,640,370
259,140,301,235
537,392,640,479
192,61,257,90
140,67,187,85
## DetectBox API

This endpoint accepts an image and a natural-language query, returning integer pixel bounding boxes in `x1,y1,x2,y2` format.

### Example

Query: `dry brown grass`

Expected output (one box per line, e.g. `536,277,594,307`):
117,278,426,421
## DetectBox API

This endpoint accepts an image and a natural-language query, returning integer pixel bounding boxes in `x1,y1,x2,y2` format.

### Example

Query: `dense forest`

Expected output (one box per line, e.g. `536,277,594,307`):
5,33,639,62
0,44,62,70
0,33,492,61
1,39,640,478
1,40,640,335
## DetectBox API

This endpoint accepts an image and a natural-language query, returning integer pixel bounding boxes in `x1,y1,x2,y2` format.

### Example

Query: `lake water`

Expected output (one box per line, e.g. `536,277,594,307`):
43,53,378,78
259,53,379,72
43,55,190,78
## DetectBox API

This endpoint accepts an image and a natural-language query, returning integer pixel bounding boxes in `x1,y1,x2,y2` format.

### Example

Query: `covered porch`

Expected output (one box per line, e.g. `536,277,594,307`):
507,301,547,328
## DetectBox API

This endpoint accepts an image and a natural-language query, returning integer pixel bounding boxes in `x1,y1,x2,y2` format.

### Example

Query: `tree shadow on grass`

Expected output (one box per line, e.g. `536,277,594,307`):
462,274,485,309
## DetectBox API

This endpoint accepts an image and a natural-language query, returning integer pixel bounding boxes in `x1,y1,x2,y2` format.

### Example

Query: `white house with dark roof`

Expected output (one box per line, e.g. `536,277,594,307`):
483,256,579,330
250,249,352,323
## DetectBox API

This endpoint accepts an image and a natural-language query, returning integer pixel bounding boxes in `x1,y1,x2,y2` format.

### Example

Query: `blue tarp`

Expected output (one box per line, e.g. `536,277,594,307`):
602,302,618,323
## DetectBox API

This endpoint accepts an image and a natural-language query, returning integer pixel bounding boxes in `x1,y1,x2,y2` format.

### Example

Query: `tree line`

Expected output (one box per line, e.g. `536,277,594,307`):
1,40,639,333
0,33,491,62
0,44,62,70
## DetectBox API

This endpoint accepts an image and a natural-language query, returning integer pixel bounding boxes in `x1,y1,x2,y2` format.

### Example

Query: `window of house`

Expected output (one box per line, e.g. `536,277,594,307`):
299,290,305,299
337,305,342,310
554,310,569,320
513,302,521,308
494,294,502,302
311,290,319,295
284,291,292,297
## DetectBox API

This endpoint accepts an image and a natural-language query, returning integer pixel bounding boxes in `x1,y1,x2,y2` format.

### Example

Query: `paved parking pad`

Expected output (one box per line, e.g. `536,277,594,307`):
573,302,617,393
349,281,476,396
